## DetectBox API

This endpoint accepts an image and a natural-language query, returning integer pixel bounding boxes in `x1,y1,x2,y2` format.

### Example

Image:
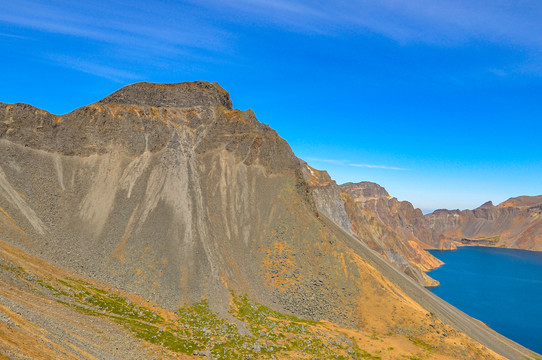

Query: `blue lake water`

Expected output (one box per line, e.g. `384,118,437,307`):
428,246,542,354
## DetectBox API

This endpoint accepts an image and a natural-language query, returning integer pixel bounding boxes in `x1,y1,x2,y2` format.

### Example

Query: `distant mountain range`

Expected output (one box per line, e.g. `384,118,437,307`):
300,160,542,288
0,81,539,359
426,196,542,250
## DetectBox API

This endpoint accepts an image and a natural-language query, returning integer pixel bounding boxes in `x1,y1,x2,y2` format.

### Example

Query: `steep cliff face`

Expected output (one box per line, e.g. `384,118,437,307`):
298,160,352,231
341,182,454,250
298,163,439,286
2,81,380,325
425,197,542,250
0,81,442,328
340,182,443,286
0,82,538,360
338,180,542,252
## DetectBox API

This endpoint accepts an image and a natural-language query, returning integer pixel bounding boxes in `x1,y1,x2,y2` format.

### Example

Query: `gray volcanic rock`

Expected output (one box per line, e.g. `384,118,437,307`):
0,81,363,326
341,182,456,250
479,201,494,208
341,181,389,202
99,81,233,109
301,170,440,287
0,81,539,360
298,159,352,232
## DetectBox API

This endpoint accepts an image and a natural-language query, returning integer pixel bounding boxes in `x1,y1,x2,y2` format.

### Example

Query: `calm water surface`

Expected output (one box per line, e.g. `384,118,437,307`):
428,246,542,354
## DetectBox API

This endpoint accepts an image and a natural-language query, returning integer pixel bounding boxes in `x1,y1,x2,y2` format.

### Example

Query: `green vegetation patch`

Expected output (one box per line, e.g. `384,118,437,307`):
1,257,382,359
480,236,500,243
411,337,432,352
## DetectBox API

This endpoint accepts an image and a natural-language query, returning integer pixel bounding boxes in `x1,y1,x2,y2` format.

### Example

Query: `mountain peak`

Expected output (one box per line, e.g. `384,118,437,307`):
479,200,494,208
98,81,232,109
340,181,390,202
498,195,542,208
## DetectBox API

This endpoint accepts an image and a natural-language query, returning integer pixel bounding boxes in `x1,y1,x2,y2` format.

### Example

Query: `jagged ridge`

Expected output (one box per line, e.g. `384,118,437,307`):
0,81,539,359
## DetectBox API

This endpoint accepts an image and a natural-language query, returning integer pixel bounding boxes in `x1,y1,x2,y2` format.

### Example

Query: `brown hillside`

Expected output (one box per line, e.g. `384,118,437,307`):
0,81,539,359
425,197,542,250
340,182,444,277
299,164,441,287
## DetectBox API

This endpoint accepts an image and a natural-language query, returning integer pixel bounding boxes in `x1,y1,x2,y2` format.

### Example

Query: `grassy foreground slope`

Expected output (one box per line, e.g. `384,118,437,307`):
0,238,509,360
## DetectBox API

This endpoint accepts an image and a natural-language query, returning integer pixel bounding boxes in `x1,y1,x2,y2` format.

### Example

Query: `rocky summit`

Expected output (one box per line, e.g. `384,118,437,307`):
339,182,443,287
425,196,542,250
339,180,542,253
0,82,539,359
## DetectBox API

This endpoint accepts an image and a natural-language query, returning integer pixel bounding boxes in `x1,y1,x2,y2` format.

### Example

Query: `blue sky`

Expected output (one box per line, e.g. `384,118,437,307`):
1,0,541,212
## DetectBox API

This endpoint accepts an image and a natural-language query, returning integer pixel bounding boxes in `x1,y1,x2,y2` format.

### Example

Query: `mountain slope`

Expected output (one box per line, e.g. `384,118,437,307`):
0,233,514,360
0,81,539,359
425,197,542,250
299,164,441,287
340,182,443,285
1,81,364,324
338,181,542,252
340,182,456,250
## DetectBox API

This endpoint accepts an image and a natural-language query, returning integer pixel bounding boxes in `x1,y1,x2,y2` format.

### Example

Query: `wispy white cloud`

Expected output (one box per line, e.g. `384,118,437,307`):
349,163,408,171
0,32,31,39
0,0,229,57
0,0,238,81
3,0,542,78
46,55,140,83
305,158,348,165
193,0,542,49
306,158,407,171
176,0,542,76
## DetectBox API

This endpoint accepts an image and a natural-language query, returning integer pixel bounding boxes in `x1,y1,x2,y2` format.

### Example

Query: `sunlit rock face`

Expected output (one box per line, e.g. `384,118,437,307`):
339,182,443,287
0,81,392,326
298,159,351,232
424,196,542,250
0,81,538,360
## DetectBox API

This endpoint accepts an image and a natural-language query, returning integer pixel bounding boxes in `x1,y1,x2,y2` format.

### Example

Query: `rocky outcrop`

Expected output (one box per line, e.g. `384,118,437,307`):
298,159,351,232
340,181,542,254
340,182,443,287
498,195,542,209
0,82,538,360
0,81,433,328
425,197,542,250
341,182,453,250
299,163,440,286
341,181,390,202
1,81,355,322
